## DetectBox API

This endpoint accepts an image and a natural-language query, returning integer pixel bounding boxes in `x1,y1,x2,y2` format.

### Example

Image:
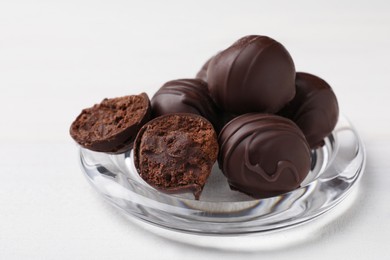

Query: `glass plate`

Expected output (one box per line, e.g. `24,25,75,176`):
79,114,365,236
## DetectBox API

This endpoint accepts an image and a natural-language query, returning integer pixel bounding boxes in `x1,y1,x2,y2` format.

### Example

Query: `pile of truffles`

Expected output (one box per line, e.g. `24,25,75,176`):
70,35,339,200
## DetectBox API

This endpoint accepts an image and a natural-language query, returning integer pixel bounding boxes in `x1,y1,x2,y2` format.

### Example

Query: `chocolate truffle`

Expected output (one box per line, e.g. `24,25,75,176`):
278,72,339,148
207,35,296,114
218,113,311,198
151,79,223,132
134,113,219,200
70,93,151,153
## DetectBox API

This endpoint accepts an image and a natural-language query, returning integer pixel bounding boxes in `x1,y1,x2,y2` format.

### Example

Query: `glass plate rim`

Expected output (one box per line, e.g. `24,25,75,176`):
79,114,366,235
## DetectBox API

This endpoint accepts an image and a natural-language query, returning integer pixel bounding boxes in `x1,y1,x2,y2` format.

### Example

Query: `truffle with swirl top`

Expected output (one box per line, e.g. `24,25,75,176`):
218,113,311,198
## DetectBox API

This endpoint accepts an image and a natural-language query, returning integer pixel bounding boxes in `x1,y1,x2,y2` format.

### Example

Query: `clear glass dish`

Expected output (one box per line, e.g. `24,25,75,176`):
79,114,365,236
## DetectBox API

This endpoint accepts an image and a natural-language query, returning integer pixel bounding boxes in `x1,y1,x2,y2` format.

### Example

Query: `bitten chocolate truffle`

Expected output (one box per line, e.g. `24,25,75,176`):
151,79,223,132
134,114,219,200
70,93,151,153
207,35,296,114
278,72,339,148
218,113,311,198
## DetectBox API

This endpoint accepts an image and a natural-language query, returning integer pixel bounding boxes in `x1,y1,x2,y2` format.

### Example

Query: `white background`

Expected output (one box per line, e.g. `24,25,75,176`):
1,0,390,259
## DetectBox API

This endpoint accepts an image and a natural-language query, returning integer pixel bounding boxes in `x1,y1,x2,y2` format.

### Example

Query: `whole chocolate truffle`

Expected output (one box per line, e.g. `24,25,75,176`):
278,72,339,148
218,113,311,198
70,93,151,154
151,79,223,132
207,35,296,114
134,113,219,200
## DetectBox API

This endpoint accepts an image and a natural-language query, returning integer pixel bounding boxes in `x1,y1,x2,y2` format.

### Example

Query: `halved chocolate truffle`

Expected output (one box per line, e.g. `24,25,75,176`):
70,93,151,153
133,113,219,200
151,79,223,132
207,35,296,114
218,113,311,198
278,72,339,148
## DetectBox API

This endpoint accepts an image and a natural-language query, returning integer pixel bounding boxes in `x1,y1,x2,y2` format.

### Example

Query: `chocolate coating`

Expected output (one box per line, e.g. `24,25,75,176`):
207,35,296,114
151,79,223,132
278,72,339,148
195,56,213,82
70,93,151,153
218,113,311,198
134,113,219,200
